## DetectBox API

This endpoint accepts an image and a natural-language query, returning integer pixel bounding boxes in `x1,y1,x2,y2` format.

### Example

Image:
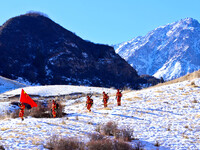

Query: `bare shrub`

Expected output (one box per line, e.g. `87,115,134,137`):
192,99,198,103
87,138,133,150
114,127,134,141
102,121,118,136
45,135,59,149
0,145,5,150
191,81,195,86
45,135,84,150
87,139,113,150
154,141,160,147
30,102,48,118
95,124,101,133
10,109,20,119
114,140,133,150
88,133,104,141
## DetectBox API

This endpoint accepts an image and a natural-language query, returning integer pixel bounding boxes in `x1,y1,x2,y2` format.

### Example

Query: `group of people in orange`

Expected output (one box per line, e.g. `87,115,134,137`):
18,100,59,121
18,89,122,120
86,89,122,112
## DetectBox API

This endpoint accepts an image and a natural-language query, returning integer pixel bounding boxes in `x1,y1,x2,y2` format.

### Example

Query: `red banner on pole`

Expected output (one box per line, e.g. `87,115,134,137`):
20,89,37,108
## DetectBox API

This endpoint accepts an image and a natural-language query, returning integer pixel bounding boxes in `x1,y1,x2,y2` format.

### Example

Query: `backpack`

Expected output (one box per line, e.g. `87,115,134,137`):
56,103,59,109
91,99,93,105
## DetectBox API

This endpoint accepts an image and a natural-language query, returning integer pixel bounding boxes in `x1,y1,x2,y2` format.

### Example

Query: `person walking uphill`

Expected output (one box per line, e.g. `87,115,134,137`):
52,100,57,118
19,102,25,121
86,95,93,112
103,91,109,107
116,89,122,106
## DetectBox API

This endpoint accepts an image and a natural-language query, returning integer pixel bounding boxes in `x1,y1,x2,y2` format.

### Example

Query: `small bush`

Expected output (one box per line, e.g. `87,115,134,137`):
154,141,160,147
114,140,133,150
191,81,195,86
114,128,134,141
87,138,133,150
87,139,113,150
30,102,48,118
95,124,101,133
46,135,84,150
102,121,118,136
0,145,5,150
192,99,198,103
88,133,104,141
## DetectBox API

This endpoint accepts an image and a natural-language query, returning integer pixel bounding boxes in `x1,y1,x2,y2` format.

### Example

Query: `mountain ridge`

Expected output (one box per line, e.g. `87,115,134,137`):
115,17,200,80
0,12,142,89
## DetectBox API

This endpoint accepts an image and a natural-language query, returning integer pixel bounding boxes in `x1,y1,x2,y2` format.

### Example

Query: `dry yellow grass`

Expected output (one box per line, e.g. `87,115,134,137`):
125,97,133,101
195,114,200,119
16,123,27,125
56,126,62,130
1,127,9,131
155,90,164,93
133,96,142,100
145,100,152,103
17,132,27,135
35,125,41,129
32,136,42,145
108,102,114,105
148,70,200,88
182,92,189,95
103,107,112,110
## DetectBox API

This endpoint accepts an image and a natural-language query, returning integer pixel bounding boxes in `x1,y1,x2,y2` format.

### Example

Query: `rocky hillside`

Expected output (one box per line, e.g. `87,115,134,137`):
115,18,200,81
0,12,141,89
0,76,26,94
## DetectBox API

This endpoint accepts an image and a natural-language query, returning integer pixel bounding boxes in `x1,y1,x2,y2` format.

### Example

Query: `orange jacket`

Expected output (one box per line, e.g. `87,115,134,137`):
86,97,93,105
19,103,25,110
116,91,122,98
52,102,57,110
103,93,109,101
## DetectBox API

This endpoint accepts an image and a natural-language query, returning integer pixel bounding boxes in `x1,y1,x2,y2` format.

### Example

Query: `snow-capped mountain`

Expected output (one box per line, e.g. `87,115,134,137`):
115,18,200,81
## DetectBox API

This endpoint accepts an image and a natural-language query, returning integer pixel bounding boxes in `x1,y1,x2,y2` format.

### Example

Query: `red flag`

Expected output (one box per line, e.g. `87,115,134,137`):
20,89,37,108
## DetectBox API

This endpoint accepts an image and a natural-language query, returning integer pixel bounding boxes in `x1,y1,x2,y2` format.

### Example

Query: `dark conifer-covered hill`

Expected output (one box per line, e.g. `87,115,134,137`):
0,12,141,89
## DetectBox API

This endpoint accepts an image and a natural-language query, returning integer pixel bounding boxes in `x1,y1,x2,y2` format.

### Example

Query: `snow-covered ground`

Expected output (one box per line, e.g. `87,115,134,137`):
0,78,200,149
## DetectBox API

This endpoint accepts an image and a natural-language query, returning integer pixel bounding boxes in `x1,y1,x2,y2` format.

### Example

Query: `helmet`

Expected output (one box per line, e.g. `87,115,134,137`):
87,96,90,98
103,91,105,94
117,89,120,92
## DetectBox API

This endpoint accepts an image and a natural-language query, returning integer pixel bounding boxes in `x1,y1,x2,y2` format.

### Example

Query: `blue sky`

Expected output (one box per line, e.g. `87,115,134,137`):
1,0,200,45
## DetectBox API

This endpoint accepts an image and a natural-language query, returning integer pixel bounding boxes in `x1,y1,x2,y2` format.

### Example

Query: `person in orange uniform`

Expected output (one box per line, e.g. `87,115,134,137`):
86,95,93,112
19,102,25,121
52,100,57,118
103,91,109,107
116,89,122,106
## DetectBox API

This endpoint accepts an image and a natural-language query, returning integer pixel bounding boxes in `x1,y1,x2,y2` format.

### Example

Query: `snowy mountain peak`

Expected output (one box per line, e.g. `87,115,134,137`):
180,17,200,27
115,18,200,80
